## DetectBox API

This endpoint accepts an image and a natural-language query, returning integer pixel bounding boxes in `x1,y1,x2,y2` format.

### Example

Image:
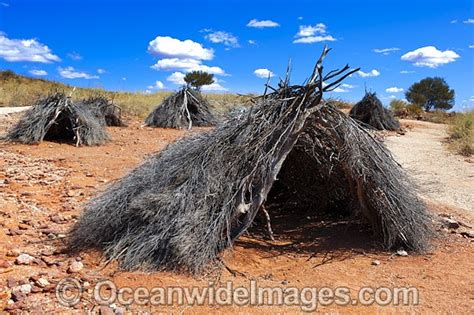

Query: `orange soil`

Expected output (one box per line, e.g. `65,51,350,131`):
0,118,472,314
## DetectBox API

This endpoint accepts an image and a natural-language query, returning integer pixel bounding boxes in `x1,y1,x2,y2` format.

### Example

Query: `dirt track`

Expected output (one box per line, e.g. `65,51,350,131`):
386,120,473,213
0,107,30,116
0,115,472,313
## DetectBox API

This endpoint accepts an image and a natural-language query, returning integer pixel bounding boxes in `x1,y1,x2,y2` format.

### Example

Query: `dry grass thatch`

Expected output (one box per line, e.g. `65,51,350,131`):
4,92,109,146
350,92,401,131
70,48,432,274
144,87,217,129
79,95,126,127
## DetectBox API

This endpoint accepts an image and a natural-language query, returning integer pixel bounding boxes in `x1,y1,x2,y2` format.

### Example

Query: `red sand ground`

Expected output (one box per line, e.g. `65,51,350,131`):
0,118,472,314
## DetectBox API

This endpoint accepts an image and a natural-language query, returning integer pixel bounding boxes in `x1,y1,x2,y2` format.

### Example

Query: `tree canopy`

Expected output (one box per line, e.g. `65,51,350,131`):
405,77,454,111
184,71,214,91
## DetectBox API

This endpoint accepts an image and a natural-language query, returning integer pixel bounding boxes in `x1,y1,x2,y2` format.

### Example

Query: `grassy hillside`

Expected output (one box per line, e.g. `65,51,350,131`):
0,70,251,117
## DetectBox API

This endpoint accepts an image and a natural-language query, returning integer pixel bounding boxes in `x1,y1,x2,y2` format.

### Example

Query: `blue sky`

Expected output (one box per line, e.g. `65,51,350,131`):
0,0,473,110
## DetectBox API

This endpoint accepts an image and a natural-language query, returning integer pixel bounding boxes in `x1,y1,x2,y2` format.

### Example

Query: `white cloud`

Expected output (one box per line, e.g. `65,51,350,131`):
248,40,256,45
201,82,227,91
293,23,336,44
400,70,415,74
58,66,99,79
385,87,404,93
401,46,460,68
147,80,165,90
389,95,397,99
332,83,355,93
166,72,186,85
1,2,9,7
450,20,458,24
29,69,47,76
469,44,474,49
254,68,274,78
122,77,126,81
293,35,336,44
297,16,303,20
247,19,280,28
150,58,225,75
204,31,239,48
463,18,474,24
67,52,82,60
296,23,327,37
358,69,380,77
156,81,165,89
0,33,60,63
148,36,214,60
373,47,400,55
97,68,106,74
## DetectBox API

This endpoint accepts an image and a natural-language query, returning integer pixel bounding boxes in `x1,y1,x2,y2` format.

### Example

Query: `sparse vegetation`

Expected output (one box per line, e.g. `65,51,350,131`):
390,99,409,117
448,111,473,156
390,97,455,124
0,70,247,118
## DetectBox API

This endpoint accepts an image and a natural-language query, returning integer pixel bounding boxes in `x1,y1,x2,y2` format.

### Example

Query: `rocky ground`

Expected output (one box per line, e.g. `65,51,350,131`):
0,114,472,314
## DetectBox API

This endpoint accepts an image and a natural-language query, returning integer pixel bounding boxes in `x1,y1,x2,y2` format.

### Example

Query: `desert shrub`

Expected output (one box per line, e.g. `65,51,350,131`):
421,110,454,124
390,99,409,117
448,111,473,156
406,104,424,117
326,99,354,110
0,70,17,81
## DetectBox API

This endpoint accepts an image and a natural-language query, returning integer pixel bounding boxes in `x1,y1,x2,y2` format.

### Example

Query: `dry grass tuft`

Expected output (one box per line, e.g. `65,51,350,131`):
448,111,473,156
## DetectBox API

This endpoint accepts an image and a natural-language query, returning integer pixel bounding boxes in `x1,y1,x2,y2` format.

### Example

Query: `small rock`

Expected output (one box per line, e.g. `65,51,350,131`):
42,256,58,266
372,260,381,266
11,291,26,302
50,214,63,223
99,306,115,315
7,277,17,288
13,284,32,295
281,280,289,285
440,217,460,229
6,249,21,257
16,253,34,265
0,259,12,268
461,230,474,238
31,286,42,293
67,190,78,197
18,224,29,230
18,279,29,285
114,307,126,315
35,278,50,288
396,250,408,257
68,261,84,273
0,288,11,308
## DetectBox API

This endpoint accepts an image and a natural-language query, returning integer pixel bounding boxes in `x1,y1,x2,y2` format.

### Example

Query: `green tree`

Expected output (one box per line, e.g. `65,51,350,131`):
184,71,214,91
405,77,455,111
